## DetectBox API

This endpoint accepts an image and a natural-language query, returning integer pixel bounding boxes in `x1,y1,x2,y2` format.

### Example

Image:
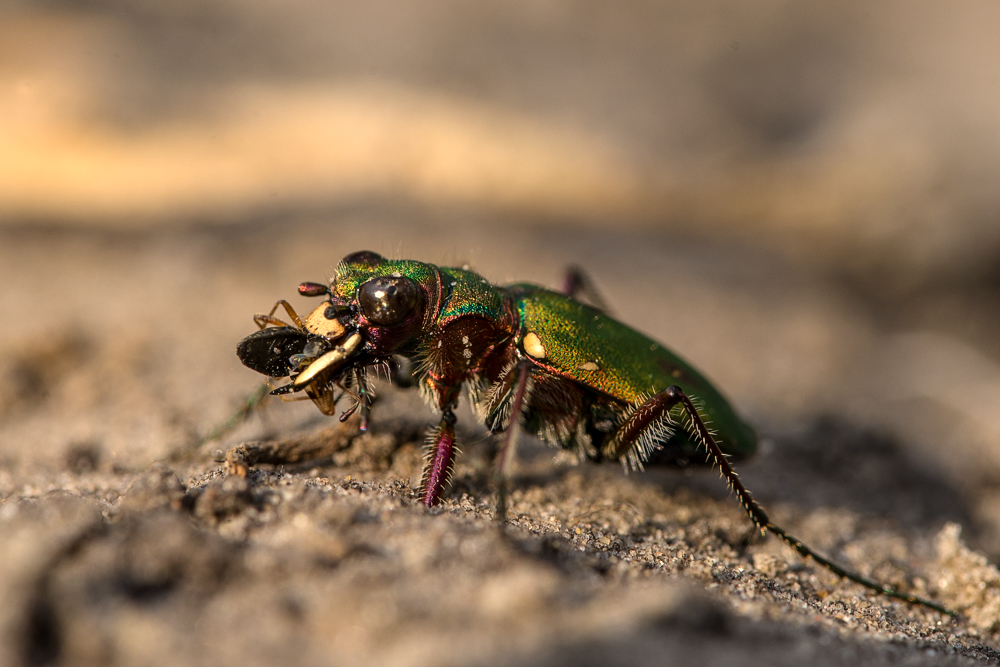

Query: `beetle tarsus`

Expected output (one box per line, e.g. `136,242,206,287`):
765,523,954,615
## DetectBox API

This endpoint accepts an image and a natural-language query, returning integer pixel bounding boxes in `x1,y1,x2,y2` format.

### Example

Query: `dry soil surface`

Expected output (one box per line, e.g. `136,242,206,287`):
3,220,1000,667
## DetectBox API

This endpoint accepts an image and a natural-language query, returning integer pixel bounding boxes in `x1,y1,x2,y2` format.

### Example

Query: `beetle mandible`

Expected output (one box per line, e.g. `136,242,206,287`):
235,250,950,615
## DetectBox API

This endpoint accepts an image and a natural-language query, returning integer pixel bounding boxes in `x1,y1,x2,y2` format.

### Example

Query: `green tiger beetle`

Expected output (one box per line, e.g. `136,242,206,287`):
236,250,952,615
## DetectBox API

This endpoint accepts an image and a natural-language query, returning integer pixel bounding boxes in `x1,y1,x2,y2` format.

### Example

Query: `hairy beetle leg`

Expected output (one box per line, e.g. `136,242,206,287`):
607,385,953,616
420,408,459,507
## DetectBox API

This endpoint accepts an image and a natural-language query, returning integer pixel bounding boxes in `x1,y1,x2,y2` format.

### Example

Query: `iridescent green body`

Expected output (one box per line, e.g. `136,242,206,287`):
239,252,757,495
322,255,755,463
509,285,756,459
235,251,955,616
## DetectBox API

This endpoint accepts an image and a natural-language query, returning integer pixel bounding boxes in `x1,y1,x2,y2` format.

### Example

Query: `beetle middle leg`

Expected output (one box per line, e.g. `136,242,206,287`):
605,385,952,614
492,359,534,523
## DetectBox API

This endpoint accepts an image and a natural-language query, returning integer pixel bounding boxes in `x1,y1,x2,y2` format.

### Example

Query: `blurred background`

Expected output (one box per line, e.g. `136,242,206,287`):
3,0,1000,554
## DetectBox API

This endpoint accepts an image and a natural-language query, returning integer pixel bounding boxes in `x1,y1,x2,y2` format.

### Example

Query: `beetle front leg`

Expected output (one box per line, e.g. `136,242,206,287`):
420,407,458,507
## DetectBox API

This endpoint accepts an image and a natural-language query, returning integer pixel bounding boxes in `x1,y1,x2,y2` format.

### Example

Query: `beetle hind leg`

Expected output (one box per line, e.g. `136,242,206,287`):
605,386,953,615
607,392,680,471
606,386,779,533
490,359,535,523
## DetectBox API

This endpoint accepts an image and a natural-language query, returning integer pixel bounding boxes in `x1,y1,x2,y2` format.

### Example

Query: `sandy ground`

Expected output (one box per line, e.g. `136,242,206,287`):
3,220,1000,667
5,1,1000,665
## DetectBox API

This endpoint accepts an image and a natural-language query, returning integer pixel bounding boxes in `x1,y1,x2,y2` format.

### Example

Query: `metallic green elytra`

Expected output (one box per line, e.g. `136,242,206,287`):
509,285,757,460
235,251,951,615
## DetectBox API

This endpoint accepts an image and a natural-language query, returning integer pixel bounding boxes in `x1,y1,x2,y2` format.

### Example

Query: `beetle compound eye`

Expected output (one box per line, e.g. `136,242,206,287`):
342,250,384,267
358,276,419,326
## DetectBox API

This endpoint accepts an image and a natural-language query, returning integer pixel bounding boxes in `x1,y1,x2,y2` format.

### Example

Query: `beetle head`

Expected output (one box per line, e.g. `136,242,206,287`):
322,250,438,356
237,251,440,415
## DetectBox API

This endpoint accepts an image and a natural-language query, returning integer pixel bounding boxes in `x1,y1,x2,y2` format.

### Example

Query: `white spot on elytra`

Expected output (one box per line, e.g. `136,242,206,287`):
461,335,469,345
523,332,546,359
579,361,600,372
374,290,385,298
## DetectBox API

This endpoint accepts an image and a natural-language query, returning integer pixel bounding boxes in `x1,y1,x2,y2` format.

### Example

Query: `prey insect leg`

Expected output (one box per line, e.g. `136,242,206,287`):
606,385,953,615
254,299,306,330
